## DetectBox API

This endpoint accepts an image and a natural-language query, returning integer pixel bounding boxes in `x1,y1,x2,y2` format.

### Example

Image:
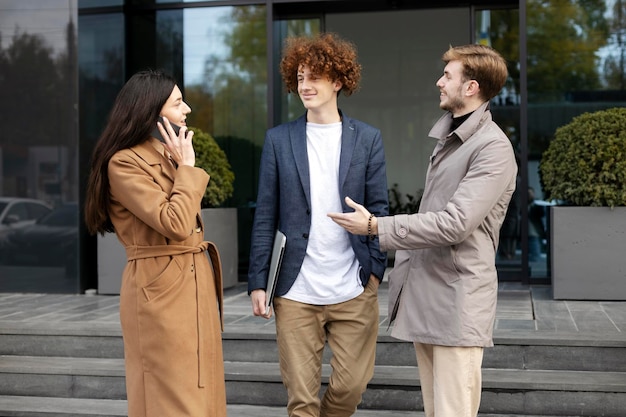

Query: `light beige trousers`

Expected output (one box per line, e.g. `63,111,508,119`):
414,343,484,417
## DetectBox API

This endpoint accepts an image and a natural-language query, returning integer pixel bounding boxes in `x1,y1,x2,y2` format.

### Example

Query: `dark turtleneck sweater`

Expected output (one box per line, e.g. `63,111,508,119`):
450,111,473,132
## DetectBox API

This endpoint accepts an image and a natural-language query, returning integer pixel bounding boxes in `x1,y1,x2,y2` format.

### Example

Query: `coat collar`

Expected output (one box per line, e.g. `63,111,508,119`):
130,139,176,182
428,101,492,143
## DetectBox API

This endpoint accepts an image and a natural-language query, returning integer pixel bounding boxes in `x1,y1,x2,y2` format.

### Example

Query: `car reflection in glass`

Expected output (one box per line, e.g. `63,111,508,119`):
0,197,53,241
0,202,78,277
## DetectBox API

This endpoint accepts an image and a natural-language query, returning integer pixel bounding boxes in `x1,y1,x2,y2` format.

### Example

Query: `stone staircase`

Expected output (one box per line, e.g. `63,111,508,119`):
0,319,625,417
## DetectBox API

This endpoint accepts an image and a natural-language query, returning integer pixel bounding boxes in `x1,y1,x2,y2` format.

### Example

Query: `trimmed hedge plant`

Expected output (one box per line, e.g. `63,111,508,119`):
191,127,235,208
539,107,626,207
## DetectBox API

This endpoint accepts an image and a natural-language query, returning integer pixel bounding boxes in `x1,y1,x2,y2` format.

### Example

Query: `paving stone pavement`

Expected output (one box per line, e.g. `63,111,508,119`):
1,280,625,337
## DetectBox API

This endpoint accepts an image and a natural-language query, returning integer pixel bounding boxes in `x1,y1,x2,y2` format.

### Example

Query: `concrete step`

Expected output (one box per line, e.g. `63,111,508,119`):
0,395,587,417
225,331,626,372
1,356,625,415
0,321,123,360
0,395,127,417
226,362,626,416
2,321,625,372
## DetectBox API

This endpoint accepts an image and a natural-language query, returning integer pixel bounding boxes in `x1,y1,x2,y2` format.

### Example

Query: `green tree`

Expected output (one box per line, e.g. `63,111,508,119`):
185,5,268,209
187,5,267,143
527,0,609,102
489,8,520,94
185,84,215,134
0,29,62,145
603,0,626,89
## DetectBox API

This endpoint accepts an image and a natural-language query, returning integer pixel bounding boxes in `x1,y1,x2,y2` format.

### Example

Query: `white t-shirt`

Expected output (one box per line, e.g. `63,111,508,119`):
283,121,363,305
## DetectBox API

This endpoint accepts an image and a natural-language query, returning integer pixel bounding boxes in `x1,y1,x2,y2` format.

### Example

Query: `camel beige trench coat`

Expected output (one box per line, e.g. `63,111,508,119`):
378,102,517,348
108,139,226,417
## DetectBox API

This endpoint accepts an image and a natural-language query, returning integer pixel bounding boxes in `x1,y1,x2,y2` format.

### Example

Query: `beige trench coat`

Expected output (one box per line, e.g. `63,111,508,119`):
108,139,226,417
378,102,517,348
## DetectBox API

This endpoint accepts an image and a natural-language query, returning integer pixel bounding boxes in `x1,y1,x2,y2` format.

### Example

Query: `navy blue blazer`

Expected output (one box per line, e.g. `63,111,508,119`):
248,112,389,297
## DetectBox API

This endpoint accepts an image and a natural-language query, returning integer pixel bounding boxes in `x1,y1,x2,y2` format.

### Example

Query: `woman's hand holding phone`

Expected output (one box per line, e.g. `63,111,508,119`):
156,116,195,167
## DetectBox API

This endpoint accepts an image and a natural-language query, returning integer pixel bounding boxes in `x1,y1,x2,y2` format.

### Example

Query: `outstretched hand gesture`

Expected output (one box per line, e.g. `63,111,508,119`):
327,196,376,236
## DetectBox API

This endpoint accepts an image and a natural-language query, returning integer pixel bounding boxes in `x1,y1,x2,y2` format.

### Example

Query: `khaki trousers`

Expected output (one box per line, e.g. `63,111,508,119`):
414,343,484,417
273,278,379,417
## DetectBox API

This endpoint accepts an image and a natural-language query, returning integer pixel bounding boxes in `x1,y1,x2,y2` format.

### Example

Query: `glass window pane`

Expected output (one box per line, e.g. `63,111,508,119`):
79,0,122,8
475,8,524,277
275,19,321,123
156,9,184,82
79,10,124,293
184,5,267,202
79,14,124,83
0,0,80,292
527,0,626,279
183,5,267,272
78,12,125,169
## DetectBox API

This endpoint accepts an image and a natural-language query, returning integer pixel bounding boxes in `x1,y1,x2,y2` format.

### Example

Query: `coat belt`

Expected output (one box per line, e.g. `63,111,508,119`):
125,242,224,330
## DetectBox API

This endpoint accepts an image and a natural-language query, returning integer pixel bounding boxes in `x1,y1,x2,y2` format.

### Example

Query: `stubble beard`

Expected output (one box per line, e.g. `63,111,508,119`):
440,85,465,114
440,95,465,114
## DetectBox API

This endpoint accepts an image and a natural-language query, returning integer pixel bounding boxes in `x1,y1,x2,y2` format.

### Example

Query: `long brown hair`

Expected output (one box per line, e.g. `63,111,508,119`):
84,69,177,235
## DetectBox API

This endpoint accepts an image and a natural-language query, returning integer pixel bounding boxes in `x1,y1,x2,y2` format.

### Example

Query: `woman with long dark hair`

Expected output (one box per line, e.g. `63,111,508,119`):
84,69,226,416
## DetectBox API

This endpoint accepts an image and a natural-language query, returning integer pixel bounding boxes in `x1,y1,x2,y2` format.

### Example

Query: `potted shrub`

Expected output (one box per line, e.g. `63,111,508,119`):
192,127,238,289
192,128,235,209
539,107,626,300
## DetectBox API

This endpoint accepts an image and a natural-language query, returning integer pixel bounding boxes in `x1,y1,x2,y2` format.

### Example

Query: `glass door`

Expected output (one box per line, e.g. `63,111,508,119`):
475,7,524,280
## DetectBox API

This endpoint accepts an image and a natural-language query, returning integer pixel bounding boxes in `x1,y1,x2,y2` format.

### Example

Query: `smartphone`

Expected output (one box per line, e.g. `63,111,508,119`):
152,116,182,143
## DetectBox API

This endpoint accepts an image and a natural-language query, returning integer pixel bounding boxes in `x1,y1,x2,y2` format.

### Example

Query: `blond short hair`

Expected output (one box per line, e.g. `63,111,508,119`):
442,44,508,101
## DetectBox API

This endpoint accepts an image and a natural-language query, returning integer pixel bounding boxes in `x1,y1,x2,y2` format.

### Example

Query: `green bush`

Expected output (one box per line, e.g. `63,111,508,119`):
539,107,626,207
191,127,235,208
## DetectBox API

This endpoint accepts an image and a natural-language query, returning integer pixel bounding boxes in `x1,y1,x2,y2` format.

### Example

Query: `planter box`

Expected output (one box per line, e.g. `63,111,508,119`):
97,208,239,295
202,207,238,289
97,233,126,295
551,206,626,300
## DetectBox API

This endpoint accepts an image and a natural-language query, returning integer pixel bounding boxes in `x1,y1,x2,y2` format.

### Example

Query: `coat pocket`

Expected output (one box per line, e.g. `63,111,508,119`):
410,247,461,286
142,257,184,302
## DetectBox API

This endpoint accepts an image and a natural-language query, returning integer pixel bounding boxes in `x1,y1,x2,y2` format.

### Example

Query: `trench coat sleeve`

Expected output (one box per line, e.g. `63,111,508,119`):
378,137,515,252
108,154,209,242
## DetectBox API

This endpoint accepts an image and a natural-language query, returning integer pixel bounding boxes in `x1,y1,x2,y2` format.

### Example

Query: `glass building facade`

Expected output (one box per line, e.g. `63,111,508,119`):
0,0,624,293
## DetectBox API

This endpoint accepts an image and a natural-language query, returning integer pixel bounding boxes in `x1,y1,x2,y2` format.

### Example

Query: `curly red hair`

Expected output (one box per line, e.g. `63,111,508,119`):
279,32,361,96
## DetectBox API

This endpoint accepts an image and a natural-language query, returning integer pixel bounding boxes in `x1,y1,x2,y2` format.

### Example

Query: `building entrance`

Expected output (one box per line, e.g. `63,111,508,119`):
275,5,526,281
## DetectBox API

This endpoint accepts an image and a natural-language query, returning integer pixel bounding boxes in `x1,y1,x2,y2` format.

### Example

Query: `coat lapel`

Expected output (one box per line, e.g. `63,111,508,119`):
290,115,311,207
290,113,354,206
338,115,356,189
131,139,177,183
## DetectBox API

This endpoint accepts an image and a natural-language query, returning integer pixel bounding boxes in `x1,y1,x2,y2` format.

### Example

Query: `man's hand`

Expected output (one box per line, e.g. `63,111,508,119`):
369,274,380,291
327,196,376,236
251,289,272,319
